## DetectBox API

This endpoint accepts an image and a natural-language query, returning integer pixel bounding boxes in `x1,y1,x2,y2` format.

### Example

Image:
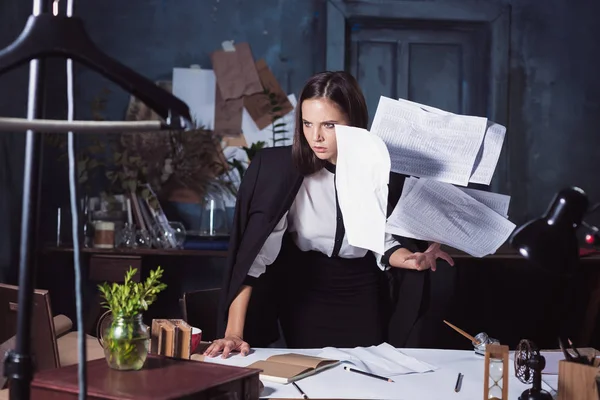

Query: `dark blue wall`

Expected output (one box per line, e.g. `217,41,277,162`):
1,0,599,283
506,0,600,226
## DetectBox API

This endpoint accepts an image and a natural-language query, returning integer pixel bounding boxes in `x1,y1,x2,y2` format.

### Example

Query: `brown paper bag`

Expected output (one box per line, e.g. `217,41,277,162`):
214,85,244,137
210,42,263,101
243,59,294,130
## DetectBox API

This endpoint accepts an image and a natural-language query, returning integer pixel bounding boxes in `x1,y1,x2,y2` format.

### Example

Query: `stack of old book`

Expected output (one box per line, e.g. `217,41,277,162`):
151,319,193,359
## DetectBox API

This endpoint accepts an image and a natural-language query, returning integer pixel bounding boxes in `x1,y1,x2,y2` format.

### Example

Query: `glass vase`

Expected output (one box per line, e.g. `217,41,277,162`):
101,313,150,371
199,190,229,237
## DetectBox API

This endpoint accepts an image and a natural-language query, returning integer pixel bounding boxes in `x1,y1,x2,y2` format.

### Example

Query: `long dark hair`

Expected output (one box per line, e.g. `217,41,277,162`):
292,71,368,176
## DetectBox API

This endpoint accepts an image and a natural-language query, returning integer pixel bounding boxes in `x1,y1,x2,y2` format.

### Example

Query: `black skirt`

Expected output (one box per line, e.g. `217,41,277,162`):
277,240,386,348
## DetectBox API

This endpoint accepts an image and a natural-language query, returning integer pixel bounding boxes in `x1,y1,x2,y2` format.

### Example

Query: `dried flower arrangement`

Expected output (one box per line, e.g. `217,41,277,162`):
110,125,233,201
48,85,235,203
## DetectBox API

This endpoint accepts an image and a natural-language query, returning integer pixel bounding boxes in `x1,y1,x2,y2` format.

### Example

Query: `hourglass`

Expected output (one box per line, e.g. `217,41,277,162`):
483,344,509,400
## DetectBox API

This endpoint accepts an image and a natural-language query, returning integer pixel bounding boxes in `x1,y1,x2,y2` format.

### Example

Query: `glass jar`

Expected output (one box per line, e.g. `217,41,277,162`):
473,332,500,356
101,313,150,371
93,221,115,249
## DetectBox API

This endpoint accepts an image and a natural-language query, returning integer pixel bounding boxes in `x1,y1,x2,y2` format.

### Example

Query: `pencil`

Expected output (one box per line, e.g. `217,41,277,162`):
343,366,394,383
455,372,463,392
292,381,308,399
443,320,480,344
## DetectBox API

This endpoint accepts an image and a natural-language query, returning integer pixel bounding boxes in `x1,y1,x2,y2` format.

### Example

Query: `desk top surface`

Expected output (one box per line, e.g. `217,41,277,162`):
31,354,258,399
202,347,559,399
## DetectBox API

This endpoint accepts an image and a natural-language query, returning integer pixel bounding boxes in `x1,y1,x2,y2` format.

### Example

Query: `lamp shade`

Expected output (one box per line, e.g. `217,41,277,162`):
509,187,588,274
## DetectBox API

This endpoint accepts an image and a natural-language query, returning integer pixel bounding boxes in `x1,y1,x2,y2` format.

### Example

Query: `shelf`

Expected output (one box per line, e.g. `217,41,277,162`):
42,246,228,258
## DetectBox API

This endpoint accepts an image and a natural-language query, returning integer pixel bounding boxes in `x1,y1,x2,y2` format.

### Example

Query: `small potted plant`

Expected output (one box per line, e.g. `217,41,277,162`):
98,266,167,370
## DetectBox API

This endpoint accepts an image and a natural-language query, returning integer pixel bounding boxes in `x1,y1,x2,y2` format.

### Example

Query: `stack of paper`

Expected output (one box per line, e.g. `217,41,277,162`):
317,343,437,377
355,95,514,257
371,96,506,187
387,177,515,257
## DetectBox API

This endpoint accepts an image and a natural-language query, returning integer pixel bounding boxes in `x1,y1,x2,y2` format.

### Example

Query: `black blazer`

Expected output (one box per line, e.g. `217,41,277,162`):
217,146,428,347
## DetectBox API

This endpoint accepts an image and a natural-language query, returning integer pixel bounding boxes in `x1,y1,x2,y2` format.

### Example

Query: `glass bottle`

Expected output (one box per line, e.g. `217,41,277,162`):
82,195,94,248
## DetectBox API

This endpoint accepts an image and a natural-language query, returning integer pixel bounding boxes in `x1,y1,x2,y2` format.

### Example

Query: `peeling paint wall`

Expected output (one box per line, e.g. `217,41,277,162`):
506,0,600,227
69,0,327,121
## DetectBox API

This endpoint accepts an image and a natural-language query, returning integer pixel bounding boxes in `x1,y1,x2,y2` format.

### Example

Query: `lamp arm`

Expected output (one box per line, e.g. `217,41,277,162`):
587,202,600,216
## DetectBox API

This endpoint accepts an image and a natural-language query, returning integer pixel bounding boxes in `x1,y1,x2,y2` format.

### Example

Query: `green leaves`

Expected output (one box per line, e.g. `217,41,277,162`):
263,87,290,147
97,266,167,318
243,141,267,161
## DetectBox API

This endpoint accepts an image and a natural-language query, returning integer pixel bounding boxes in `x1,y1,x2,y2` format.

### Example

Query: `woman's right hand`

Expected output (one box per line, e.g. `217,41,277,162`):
203,334,250,359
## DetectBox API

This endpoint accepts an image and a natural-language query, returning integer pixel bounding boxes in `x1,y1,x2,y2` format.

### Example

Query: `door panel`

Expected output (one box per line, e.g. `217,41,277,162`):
351,40,399,126
349,24,488,126
408,43,462,113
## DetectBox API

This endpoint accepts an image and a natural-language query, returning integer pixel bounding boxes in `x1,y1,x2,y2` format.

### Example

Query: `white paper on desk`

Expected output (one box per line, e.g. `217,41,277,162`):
371,96,487,186
335,125,390,255
172,67,216,129
540,352,566,375
458,187,511,218
242,94,297,147
318,343,436,377
387,178,516,257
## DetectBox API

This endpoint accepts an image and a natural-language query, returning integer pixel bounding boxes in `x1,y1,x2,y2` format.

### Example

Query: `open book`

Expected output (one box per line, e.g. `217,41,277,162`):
247,353,339,384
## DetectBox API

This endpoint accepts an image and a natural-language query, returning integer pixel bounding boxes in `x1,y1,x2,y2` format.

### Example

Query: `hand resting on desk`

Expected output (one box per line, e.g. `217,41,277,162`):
204,334,250,359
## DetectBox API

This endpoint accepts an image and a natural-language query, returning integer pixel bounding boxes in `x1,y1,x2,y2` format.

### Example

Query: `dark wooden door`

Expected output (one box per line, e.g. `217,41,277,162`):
326,0,510,192
349,22,490,126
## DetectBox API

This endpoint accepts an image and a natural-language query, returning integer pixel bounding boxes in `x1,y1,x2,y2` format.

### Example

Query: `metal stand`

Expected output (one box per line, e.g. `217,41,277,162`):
3,0,48,398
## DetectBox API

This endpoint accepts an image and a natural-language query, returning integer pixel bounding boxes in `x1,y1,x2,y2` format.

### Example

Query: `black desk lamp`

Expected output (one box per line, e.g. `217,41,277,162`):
509,186,599,400
510,187,589,275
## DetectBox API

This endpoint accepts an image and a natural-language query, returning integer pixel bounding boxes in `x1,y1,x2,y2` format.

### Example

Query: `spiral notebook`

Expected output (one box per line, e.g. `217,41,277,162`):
247,353,339,384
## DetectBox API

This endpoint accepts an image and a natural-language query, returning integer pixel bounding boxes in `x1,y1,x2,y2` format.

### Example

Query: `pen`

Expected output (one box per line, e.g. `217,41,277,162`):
292,381,308,399
455,372,463,392
343,366,394,383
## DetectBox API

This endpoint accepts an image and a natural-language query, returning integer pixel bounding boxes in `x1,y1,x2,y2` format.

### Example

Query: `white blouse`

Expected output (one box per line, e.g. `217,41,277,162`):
248,164,402,278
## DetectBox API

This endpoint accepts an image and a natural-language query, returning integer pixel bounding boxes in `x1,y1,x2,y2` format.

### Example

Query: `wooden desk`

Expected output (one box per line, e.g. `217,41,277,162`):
31,355,260,400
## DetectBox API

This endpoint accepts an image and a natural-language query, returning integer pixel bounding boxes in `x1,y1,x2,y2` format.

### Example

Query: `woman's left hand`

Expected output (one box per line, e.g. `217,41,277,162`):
404,242,454,271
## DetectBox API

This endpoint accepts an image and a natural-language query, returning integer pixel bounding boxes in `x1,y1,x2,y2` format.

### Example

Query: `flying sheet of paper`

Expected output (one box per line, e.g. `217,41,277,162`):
172,67,216,129
241,94,297,147
469,121,507,185
396,97,506,186
335,125,390,255
396,176,512,221
318,343,437,377
458,187,511,218
387,178,516,257
371,96,487,186
388,175,511,239
400,176,419,202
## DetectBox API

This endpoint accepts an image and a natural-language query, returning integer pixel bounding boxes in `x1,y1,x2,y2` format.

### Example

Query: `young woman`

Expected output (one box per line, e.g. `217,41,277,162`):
206,71,454,358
